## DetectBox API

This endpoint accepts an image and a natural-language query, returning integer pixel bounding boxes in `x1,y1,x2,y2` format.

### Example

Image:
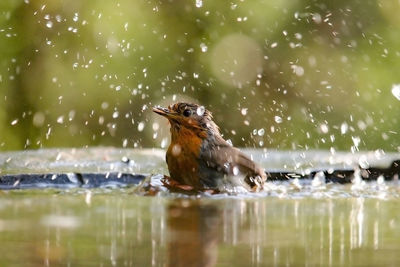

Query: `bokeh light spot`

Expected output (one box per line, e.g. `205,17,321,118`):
210,34,263,88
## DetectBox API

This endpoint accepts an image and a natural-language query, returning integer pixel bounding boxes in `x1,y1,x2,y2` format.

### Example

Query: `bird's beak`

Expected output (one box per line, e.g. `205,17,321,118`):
153,105,177,119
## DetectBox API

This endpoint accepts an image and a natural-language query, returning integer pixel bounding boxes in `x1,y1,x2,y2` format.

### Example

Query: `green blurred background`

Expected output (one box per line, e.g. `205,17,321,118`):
0,0,399,152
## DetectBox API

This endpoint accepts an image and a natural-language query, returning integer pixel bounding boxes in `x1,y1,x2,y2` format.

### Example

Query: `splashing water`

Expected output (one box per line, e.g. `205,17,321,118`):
274,116,283,124
195,0,203,8
196,106,205,116
392,84,400,101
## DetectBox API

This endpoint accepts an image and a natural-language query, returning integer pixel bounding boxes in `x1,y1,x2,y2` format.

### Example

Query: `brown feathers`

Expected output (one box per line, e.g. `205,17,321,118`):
153,102,267,192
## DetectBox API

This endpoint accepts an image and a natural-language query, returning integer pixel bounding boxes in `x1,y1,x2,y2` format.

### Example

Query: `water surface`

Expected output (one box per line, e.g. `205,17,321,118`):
1,148,400,266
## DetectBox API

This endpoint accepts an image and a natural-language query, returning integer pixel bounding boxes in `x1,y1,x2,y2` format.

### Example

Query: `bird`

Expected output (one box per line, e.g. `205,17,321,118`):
153,102,267,192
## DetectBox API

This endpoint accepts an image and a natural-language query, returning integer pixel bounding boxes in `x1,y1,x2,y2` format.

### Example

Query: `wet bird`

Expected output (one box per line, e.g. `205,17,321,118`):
153,102,267,192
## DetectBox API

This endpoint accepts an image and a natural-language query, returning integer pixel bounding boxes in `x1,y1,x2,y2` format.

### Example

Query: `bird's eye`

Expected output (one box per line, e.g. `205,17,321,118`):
183,109,192,117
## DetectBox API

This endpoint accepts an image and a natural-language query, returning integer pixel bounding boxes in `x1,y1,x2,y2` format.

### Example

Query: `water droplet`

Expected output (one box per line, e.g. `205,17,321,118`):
241,108,248,116
341,122,348,134
46,21,53,28
101,102,109,110
98,116,104,125
274,116,282,124
377,175,385,185
171,144,181,156
200,43,208,52
358,155,369,169
291,65,304,76
233,166,239,176
257,128,265,136
312,13,322,24
357,120,367,130
391,84,400,101
56,116,64,124
73,13,79,22
320,123,329,134
352,136,361,147
11,119,18,125
122,139,128,148
196,106,205,116
195,0,203,8
138,122,145,132
152,122,159,131
161,138,168,148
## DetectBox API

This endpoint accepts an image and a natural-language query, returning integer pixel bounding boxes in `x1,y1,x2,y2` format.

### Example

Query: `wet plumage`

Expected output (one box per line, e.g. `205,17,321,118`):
153,102,266,192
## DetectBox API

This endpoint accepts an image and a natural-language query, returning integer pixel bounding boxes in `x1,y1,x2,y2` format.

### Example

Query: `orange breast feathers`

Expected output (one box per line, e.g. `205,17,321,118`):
166,126,204,185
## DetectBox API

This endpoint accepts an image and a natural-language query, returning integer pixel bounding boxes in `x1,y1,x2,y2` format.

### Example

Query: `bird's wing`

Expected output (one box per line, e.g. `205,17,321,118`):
199,137,266,179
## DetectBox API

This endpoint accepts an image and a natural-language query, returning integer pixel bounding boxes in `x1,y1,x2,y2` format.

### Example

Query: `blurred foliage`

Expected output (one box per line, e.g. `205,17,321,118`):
0,0,400,151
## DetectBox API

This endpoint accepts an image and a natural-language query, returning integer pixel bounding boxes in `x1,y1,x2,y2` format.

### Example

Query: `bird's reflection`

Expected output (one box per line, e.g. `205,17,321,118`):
163,197,380,266
166,199,220,267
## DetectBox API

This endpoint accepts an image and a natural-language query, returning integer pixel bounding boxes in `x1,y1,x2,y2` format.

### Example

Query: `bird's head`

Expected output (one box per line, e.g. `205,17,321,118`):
153,102,220,138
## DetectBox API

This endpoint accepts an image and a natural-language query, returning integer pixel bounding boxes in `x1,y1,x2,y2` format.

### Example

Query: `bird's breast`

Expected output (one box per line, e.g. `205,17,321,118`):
166,127,204,187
